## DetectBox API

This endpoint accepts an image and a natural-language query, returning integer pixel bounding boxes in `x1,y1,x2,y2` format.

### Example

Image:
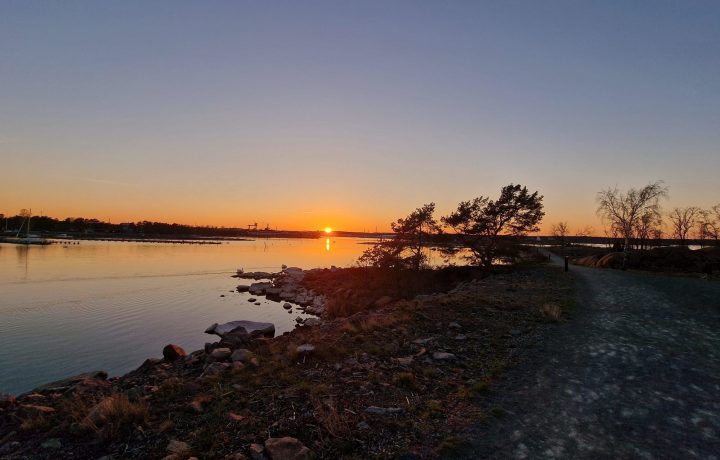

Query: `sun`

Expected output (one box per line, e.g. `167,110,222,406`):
324,227,332,234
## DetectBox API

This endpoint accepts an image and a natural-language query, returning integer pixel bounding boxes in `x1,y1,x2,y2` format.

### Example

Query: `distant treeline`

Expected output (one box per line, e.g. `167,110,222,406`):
0,214,316,238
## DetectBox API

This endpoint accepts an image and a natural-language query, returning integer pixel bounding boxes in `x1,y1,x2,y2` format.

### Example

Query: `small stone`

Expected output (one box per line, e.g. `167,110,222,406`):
167,439,191,455
236,285,250,292
295,316,304,324
248,298,257,302
449,322,462,329
395,356,414,366
303,318,322,327
374,295,393,307
365,406,403,416
296,344,315,354
412,337,434,345
454,334,467,341
210,348,232,361
231,349,252,363
510,329,522,336
249,443,265,460
264,437,313,460
432,352,457,361
283,303,292,310
163,344,187,362
41,438,61,449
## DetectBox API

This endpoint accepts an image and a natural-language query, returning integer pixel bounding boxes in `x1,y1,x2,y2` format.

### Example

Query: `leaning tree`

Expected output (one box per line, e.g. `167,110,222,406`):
442,184,545,270
358,203,441,270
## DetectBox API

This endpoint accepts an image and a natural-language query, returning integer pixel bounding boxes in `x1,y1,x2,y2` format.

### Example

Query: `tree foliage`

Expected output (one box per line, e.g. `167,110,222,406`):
358,203,441,270
442,184,545,269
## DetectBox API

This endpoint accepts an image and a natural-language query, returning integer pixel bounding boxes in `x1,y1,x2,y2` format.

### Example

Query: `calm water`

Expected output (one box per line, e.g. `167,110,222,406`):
0,237,383,395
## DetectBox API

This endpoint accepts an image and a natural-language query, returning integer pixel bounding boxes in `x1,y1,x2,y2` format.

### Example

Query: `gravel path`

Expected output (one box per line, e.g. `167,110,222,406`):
462,256,720,459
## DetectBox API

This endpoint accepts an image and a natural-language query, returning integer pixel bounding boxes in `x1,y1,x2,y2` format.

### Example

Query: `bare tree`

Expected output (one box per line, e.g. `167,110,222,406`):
596,181,668,256
698,205,719,246
668,207,700,246
636,211,663,250
574,226,594,238
551,222,570,255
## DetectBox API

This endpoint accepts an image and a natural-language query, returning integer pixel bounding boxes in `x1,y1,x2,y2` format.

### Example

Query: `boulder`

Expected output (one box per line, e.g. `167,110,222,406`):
163,344,187,361
206,321,275,339
238,271,275,280
231,348,252,363
249,282,273,295
210,348,232,361
302,318,322,327
264,437,313,460
236,285,250,293
31,371,108,394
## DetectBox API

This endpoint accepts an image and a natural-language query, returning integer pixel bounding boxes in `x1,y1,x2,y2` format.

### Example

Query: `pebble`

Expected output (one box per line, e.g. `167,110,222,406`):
433,352,457,361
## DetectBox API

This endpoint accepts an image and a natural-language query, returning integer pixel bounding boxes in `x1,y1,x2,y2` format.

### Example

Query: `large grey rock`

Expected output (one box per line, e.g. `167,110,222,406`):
205,321,275,339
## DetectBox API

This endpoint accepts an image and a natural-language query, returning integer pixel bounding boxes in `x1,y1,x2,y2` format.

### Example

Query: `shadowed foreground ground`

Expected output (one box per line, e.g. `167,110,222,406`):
462,254,720,459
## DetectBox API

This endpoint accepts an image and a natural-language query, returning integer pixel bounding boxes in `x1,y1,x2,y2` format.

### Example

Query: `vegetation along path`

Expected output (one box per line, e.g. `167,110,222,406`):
464,254,720,459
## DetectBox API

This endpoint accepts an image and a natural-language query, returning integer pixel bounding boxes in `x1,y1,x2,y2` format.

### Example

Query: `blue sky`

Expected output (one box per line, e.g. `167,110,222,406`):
1,1,718,231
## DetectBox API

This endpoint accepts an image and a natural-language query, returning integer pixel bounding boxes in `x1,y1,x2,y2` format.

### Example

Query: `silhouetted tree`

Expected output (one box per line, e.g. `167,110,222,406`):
551,222,569,256
698,205,719,246
358,203,441,270
596,181,668,257
668,207,700,246
442,184,544,269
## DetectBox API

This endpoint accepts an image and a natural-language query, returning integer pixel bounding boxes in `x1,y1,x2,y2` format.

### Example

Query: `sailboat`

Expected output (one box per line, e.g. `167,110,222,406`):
2,209,50,245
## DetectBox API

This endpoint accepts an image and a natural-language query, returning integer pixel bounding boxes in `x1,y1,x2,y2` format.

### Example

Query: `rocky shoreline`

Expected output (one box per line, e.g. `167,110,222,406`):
234,266,329,318
0,263,574,459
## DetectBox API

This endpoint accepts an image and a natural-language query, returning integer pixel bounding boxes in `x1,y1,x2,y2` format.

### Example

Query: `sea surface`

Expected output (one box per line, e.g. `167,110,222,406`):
0,237,406,395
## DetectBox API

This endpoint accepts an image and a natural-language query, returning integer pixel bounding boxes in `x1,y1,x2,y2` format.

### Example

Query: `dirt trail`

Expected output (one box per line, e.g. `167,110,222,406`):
462,255,720,459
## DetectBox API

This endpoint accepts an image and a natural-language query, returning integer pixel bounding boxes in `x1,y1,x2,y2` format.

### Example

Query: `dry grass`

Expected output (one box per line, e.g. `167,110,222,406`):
312,397,353,439
541,302,562,322
82,393,148,442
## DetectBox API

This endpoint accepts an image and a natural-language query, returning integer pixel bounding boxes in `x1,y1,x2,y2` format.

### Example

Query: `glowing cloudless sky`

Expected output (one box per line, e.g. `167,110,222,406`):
1,1,718,233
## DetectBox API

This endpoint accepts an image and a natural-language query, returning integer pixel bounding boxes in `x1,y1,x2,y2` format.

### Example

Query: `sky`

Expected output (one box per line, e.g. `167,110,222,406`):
1,1,719,233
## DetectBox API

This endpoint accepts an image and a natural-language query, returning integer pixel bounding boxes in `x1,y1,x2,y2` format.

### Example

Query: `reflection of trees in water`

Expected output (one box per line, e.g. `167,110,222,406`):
15,245,29,279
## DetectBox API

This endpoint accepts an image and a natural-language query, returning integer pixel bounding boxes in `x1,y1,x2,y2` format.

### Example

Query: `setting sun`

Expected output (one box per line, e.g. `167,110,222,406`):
324,227,332,234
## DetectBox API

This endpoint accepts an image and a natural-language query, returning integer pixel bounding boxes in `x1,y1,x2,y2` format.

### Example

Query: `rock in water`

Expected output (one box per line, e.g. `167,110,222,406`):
163,344,187,361
206,321,275,339
264,437,314,460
